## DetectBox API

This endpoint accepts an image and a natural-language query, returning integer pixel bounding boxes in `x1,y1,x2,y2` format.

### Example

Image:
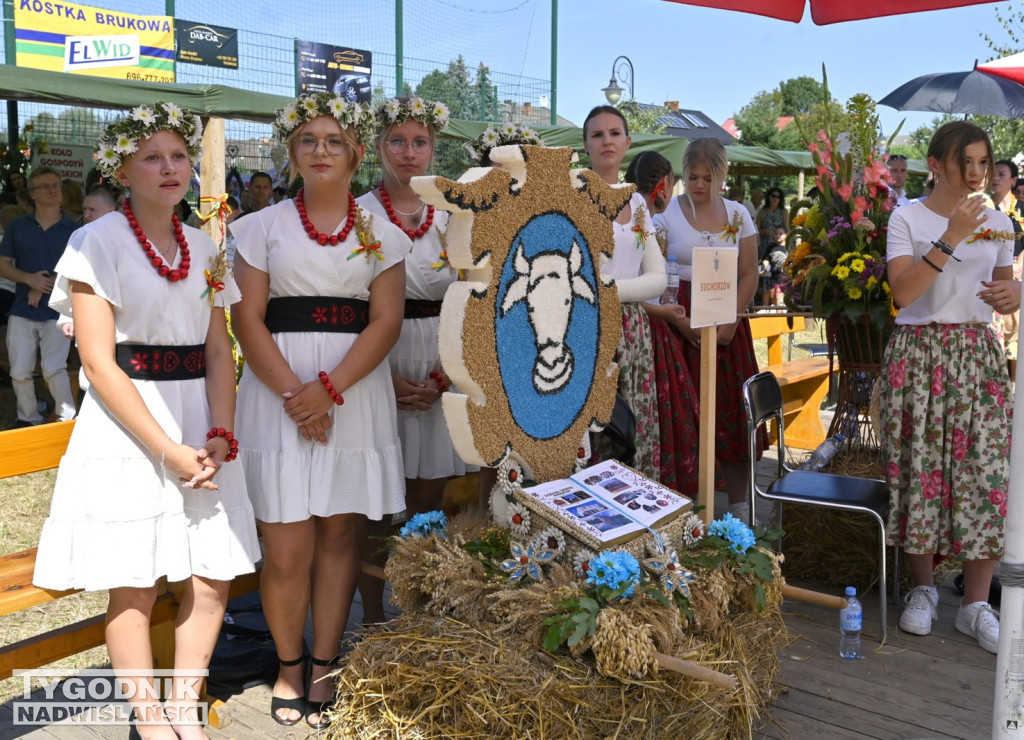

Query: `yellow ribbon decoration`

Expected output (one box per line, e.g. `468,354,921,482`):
199,194,233,245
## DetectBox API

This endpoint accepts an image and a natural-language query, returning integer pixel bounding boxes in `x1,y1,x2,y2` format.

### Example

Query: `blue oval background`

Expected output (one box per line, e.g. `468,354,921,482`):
494,213,598,440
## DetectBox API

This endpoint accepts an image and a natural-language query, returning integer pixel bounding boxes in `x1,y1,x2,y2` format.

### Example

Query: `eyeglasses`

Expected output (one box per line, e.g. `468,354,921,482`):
385,137,431,154
30,183,60,192
888,154,908,162
769,194,781,199
295,135,348,155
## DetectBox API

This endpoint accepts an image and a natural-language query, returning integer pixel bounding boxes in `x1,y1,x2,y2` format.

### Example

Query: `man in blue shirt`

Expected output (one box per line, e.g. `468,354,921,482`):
0,166,78,426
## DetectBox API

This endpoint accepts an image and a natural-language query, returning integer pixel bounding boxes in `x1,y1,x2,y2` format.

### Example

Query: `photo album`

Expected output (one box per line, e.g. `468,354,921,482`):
513,459,692,549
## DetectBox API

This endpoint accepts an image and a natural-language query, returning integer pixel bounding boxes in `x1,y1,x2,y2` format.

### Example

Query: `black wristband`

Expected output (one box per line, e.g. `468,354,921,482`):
922,255,943,273
932,240,962,262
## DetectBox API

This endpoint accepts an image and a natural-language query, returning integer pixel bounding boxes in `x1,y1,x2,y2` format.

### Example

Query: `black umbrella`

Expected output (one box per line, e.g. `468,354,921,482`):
879,68,1024,118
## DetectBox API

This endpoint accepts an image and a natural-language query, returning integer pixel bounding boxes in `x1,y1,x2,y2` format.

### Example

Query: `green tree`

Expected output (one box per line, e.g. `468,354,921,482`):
415,55,476,120
975,3,1024,158
618,101,669,135
779,76,826,116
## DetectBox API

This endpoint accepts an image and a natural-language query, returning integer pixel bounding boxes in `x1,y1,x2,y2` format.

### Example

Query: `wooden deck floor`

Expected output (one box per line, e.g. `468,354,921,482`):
1,451,998,740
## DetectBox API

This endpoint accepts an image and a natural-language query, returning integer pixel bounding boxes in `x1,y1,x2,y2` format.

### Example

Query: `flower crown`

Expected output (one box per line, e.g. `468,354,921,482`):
273,92,376,145
373,97,450,133
96,102,203,179
463,121,544,163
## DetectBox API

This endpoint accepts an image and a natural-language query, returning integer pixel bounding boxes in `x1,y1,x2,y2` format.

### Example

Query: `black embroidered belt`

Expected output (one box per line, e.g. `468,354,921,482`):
404,299,443,320
116,343,206,381
264,296,369,333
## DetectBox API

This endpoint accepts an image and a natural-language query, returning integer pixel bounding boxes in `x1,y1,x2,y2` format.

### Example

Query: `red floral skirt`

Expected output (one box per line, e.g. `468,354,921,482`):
678,281,766,463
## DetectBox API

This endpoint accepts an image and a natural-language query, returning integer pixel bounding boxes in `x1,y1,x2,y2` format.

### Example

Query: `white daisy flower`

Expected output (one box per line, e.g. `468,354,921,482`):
162,102,184,127
572,548,597,579
329,97,348,117
410,97,426,115
502,123,517,136
432,102,449,126
113,134,137,155
482,128,499,145
463,143,479,161
383,98,401,121
506,501,531,536
98,147,119,168
131,105,156,124
301,97,319,114
191,117,204,143
681,513,706,548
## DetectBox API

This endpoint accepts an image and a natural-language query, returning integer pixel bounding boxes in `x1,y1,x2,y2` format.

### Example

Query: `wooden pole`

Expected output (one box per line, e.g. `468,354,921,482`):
655,652,737,690
698,325,717,525
198,117,226,245
781,583,846,610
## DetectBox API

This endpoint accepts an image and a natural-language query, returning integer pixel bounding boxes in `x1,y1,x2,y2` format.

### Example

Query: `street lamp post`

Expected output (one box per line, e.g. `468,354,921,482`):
602,56,634,105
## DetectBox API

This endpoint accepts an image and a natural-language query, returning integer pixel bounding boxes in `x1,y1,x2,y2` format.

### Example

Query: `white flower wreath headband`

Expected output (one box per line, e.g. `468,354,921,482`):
96,101,203,180
273,92,376,145
464,121,544,163
373,97,450,133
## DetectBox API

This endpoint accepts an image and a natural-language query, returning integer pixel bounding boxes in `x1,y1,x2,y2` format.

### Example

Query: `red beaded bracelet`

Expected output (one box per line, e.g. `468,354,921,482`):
429,371,448,393
318,371,345,405
206,427,240,462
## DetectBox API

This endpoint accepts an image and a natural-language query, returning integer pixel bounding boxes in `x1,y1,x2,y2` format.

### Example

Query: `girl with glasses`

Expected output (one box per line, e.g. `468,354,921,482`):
755,187,789,303
230,93,409,729
354,97,466,625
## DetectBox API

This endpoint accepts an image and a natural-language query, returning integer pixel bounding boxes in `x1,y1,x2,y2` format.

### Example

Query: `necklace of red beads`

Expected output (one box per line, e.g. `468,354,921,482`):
123,198,190,282
378,182,434,240
295,188,357,246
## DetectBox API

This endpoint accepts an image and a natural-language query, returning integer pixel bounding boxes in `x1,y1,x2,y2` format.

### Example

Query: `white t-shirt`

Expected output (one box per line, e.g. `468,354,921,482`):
887,200,1013,325
652,196,756,283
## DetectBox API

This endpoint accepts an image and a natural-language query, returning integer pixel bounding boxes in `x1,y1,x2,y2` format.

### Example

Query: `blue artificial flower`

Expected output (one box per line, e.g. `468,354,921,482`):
499,539,555,584
399,510,448,539
586,550,641,599
707,512,756,555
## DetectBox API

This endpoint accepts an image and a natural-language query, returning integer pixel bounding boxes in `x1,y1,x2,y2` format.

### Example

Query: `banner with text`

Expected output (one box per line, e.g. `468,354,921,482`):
295,40,371,104
32,144,94,186
175,20,237,69
14,0,174,82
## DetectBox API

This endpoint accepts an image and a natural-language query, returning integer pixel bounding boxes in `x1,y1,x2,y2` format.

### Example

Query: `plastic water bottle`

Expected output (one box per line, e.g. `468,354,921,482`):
661,255,680,305
839,586,862,659
801,433,844,471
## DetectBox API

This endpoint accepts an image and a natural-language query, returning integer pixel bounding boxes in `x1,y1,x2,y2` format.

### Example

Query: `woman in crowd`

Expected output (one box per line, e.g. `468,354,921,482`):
624,151,706,495
230,93,408,728
355,96,465,624
882,121,1018,653
756,186,789,288
652,137,761,520
583,106,666,480
33,103,259,740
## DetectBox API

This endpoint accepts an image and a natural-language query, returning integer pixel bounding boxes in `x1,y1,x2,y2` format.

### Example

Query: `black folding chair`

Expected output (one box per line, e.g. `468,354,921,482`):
742,370,898,644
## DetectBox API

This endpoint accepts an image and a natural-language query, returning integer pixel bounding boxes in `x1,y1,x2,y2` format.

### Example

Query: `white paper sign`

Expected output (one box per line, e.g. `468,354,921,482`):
689,247,737,329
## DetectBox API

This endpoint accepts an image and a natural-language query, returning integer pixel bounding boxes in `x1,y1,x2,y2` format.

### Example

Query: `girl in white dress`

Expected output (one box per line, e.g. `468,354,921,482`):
230,94,408,729
356,97,465,623
33,104,259,740
582,106,666,480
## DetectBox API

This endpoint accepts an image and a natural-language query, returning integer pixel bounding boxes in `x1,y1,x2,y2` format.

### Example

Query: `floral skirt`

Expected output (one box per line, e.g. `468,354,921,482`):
880,323,1011,560
679,282,765,463
593,303,660,480
648,314,701,496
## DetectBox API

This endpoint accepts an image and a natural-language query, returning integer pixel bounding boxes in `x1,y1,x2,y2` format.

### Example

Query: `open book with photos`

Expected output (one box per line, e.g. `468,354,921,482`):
513,459,692,549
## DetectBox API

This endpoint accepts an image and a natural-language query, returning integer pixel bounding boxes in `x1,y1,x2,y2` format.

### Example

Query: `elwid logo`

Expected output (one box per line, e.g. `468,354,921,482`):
63,35,140,72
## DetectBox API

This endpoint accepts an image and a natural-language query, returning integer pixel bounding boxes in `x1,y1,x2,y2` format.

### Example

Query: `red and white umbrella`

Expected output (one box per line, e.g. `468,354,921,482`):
662,0,999,24
978,51,1024,86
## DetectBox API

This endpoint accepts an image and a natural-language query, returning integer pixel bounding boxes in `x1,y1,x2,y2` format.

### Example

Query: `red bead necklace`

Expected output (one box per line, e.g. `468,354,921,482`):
295,188,357,246
378,182,434,240
123,198,190,282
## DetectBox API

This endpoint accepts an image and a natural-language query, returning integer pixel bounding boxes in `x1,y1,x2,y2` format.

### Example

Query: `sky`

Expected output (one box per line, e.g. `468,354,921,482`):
511,0,1012,139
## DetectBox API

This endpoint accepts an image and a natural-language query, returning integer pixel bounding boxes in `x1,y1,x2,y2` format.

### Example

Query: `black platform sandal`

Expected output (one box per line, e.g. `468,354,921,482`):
270,654,307,726
306,654,340,730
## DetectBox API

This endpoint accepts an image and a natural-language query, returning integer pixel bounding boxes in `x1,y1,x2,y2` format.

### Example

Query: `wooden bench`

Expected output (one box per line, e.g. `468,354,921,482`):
748,315,835,450
0,420,256,727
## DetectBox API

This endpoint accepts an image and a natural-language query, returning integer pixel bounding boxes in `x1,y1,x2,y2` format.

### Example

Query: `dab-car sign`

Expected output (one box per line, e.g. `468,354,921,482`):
15,0,174,82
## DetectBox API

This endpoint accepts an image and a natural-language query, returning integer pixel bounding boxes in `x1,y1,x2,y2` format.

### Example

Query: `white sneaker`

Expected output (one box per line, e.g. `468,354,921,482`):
899,585,939,635
956,601,1000,653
